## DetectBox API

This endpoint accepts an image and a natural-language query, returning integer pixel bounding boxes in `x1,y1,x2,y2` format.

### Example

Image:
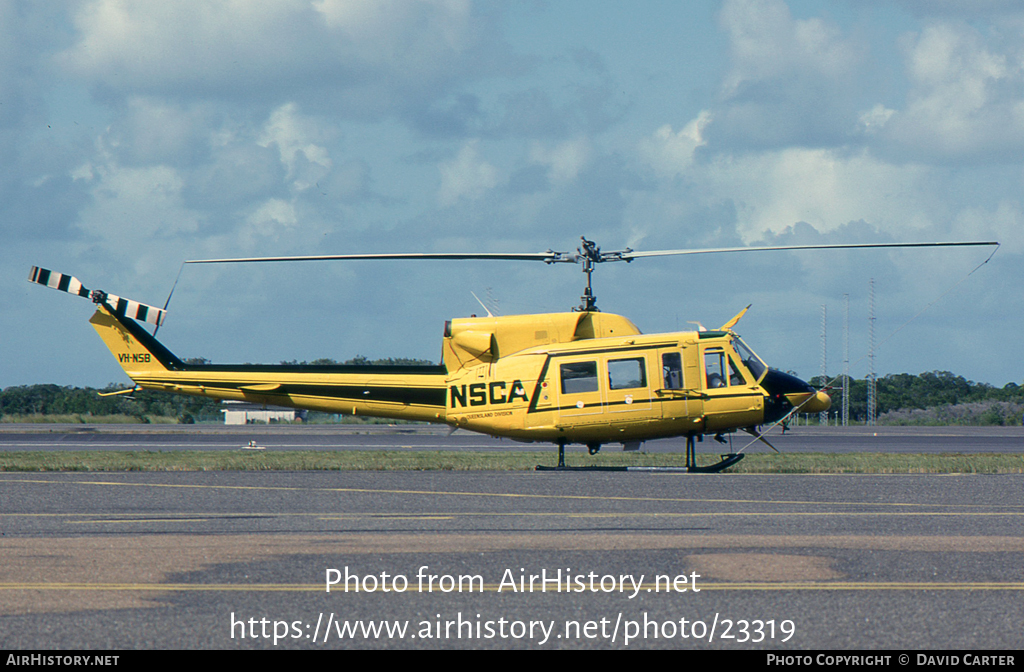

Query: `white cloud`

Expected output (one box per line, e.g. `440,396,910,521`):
56,0,492,119
59,1,304,84
638,112,711,176
953,199,1024,253
638,113,934,241
74,159,200,242
438,139,499,205
259,103,333,190
313,0,474,65
858,104,896,135
528,137,593,185
113,97,216,164
876,21,1024,160
241,198,298,247
719,0,860,94
710,0,868,148
711,148,931,239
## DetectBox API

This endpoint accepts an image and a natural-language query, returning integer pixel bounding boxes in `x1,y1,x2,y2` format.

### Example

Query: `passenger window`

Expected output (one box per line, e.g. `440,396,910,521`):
662,352,683,389
561,361,599,394
608,357,646,390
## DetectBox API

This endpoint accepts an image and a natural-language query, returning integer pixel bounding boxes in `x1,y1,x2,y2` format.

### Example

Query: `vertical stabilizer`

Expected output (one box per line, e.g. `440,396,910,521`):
89,305,182,377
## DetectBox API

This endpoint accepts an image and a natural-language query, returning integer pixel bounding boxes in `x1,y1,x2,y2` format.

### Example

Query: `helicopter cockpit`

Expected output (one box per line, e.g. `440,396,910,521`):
703,336,767,390
731,336,767,382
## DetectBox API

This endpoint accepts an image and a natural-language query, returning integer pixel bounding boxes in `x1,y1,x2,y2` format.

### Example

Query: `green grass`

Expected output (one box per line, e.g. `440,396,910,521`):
0,450,1022,473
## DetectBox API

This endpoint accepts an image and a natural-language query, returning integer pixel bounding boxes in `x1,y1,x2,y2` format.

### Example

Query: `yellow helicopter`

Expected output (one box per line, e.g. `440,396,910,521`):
29,237,998,472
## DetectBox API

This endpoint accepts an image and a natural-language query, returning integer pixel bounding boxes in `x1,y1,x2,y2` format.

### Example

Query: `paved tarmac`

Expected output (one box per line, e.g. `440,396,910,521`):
1,426,1023,650
1,422,1022,453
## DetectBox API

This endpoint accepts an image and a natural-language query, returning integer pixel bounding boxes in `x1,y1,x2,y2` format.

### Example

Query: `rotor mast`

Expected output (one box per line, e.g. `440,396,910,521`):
578,238,599,312
574,237,633,312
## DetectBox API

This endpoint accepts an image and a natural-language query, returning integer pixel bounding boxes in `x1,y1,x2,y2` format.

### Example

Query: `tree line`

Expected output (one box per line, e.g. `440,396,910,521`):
1,356,436,423
0,383,224,423
808,371,1024,425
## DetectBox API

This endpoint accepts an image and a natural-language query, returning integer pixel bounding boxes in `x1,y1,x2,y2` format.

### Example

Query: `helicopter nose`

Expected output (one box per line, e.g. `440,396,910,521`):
786,390,831,414
760,368,831,422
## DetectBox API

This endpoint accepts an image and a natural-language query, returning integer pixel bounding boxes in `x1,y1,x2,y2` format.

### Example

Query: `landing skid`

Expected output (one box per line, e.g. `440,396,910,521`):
535,436,745,473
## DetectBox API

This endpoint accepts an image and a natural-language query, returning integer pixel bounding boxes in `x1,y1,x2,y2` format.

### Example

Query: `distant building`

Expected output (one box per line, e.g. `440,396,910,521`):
221,400,303,425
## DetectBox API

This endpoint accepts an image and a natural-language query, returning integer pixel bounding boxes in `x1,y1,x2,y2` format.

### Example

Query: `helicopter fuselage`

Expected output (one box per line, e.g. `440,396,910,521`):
88,304,829,450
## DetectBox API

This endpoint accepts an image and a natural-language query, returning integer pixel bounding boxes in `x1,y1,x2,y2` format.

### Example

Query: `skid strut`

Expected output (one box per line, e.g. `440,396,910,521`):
536,434,744,473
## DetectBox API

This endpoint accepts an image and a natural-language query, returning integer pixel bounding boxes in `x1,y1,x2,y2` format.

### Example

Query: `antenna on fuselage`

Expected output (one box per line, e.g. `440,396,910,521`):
470,291,494,317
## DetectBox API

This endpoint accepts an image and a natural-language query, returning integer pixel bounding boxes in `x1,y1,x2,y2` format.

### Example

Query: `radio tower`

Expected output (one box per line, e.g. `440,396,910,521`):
843,294,849,427
867,278,877,426
820,304,828,425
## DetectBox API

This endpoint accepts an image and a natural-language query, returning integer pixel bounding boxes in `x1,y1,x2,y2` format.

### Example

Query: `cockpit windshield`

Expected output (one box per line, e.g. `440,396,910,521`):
732,337,767,382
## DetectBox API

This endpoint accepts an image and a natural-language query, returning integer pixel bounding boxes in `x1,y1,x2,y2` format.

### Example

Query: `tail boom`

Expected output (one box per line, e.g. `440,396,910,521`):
89,305,448,423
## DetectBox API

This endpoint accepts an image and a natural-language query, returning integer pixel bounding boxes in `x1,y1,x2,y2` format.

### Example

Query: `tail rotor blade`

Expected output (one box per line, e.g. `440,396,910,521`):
99,292,167,327
28,266,91,298
28,266,167,327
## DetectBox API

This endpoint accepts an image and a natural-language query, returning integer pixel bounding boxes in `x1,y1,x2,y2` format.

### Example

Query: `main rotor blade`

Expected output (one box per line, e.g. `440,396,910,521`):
622,241,999,260
184,240,999,270
186,251,575,264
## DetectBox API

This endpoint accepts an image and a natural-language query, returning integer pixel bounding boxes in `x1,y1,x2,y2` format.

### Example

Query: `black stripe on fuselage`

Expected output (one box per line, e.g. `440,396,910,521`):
547,391,762,414
109,308,185,369
154,380,447,407
544,389,761,413
527,356,553,414
185,363,448,375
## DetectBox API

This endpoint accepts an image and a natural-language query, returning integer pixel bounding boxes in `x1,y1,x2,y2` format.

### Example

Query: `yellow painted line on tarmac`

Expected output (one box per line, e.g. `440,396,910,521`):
2,582,1024,593
65,518,211,525
3,476,1022,510
0,583,318,592
4,510,1024,526
695,582,1024,591
315,511,1024,520
339,516,455,521
0,512,255,522
0,443,503,449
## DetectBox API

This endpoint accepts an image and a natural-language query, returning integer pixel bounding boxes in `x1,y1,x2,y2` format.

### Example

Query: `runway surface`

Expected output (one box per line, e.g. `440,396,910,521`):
1,426,1023,650
1,423,1022,453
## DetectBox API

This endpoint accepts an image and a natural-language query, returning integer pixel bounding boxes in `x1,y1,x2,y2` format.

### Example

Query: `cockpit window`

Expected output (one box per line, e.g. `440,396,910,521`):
706,347,752,389
728,357,746,386
732,337,767,381
704,349,728,389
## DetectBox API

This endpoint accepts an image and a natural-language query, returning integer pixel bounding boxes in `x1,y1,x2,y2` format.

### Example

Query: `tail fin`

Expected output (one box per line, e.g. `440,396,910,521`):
26,266,180,377
89,305,184,376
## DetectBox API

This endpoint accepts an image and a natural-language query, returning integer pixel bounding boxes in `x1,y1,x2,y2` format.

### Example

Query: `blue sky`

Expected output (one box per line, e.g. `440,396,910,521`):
2,0,1020,389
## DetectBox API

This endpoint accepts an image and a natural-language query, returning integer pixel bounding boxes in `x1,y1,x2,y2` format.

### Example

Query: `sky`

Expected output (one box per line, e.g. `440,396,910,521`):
2,0,1021,390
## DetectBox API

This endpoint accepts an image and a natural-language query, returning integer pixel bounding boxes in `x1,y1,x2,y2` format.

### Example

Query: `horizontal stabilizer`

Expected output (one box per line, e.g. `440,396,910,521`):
28,266,166,327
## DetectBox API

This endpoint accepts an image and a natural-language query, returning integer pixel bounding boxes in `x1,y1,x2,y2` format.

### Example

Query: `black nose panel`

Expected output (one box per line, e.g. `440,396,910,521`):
761,369,815,424
762,369,814,395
